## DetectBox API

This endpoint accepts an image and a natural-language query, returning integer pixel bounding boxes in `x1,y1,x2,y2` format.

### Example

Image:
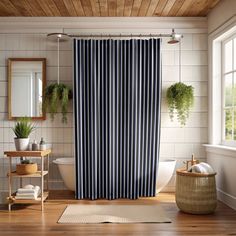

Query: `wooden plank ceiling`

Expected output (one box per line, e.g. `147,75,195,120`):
0,0,221,17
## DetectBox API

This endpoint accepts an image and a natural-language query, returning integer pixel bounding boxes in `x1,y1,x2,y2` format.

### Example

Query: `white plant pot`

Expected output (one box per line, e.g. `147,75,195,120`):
14,138,29,151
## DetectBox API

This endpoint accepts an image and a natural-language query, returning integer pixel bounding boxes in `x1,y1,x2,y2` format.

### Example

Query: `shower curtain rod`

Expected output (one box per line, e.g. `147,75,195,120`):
69,33,175,38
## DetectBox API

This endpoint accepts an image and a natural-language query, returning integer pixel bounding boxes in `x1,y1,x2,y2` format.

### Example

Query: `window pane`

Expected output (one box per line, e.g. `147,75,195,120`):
225,40,233,73
225,73,233,107
234,110,236,140
225,109,233,140
234,39,236,70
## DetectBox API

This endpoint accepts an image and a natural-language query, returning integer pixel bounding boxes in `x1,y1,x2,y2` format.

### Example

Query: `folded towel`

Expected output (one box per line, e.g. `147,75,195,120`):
17,186,40,194
188,162,215,174
15,195,39,200
16,185,41,199
15,191,40,200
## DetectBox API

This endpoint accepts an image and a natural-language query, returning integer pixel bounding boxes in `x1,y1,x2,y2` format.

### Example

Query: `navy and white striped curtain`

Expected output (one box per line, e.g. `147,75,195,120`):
74,39,161,200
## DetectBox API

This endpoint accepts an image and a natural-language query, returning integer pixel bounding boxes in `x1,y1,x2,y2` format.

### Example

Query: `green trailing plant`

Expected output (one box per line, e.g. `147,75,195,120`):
12,117,35,138
166,82,194,126
21,159,33,164
43,83,72,123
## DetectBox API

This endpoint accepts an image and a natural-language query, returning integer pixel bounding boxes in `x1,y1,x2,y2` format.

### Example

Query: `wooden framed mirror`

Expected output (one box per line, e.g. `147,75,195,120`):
8,58,46,120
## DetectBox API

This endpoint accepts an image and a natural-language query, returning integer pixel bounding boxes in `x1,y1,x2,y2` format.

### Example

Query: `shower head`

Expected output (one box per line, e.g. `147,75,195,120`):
47,33,70,42
168,29,182,44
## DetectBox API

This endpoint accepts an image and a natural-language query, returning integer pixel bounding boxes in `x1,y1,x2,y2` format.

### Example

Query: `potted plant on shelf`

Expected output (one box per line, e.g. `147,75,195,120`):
12,117,35,151
43,83,72,123
166,82,194,126
12,117,37,175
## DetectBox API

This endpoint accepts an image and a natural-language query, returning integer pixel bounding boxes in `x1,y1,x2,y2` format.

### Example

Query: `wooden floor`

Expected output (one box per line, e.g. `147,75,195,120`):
0,191,236,236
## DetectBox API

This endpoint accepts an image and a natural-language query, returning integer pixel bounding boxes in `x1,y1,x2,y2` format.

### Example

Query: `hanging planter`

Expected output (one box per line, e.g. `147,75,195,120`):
166,82,194,126
43,83,72,123
166,38,194,126
44,33,72,123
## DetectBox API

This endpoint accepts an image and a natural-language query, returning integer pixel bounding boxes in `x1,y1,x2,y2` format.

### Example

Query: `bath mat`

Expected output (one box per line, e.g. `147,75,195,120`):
58,205,171,224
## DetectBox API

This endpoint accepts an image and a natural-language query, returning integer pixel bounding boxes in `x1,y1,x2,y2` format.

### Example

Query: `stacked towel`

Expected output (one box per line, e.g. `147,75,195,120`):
188,162,215,174
15,185,41,200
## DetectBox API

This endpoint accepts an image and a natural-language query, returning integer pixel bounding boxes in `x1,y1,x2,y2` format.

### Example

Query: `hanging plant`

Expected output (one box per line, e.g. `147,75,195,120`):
166,82,194,126
43,83,72,123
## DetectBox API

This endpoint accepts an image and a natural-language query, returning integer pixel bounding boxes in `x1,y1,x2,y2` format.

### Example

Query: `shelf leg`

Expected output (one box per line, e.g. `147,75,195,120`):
8,157,12,211
8,203,11,212
47,154,49,191
41,156,44,211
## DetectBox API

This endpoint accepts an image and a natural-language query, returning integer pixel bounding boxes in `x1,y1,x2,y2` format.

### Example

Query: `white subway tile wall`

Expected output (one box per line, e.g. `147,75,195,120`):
0,32,207,200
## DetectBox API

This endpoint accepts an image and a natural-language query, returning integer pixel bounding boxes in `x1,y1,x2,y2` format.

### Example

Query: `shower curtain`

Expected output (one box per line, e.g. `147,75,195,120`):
74,39,161,200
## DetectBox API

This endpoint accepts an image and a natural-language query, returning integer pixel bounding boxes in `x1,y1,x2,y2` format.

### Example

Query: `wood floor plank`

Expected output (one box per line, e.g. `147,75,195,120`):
0,191,235,236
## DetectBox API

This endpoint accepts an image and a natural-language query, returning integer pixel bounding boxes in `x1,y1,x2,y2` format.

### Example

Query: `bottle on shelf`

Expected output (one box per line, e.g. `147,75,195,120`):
40,138,46,151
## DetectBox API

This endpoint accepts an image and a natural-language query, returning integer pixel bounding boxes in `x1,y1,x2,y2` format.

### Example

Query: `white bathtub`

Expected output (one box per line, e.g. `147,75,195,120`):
53,158,176,193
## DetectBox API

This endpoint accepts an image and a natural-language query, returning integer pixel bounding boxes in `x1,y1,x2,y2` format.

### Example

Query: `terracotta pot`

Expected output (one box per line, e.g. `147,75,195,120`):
16,163,38,175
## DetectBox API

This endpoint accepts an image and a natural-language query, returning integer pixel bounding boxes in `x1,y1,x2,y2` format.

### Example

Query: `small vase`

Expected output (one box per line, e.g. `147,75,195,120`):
14,138,30,151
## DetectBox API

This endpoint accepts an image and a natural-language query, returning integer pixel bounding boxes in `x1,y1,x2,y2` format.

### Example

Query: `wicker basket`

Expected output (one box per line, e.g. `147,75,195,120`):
16,163,38,175
176,169,217,214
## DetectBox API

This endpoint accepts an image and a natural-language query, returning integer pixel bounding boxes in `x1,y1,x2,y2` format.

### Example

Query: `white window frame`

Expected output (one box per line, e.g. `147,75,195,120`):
222,33,236,146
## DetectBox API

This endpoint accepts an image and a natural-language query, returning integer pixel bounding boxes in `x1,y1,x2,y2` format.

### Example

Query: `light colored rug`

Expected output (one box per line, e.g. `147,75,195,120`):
58,205,171,224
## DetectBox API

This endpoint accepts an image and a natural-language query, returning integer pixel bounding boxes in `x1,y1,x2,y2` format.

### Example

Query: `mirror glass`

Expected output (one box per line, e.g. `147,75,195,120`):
8,59,46,120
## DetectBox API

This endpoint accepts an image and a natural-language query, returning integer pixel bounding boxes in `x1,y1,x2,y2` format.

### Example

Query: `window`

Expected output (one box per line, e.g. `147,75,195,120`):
222,34,236,144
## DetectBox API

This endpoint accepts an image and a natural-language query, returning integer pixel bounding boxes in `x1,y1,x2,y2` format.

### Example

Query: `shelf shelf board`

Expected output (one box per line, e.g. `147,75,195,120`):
8,171,48,178
4,149,51,157
8,191,49,204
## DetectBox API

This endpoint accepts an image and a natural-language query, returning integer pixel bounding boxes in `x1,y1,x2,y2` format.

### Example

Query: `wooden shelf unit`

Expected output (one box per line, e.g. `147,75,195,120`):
10,192,49,204
4,150,51,211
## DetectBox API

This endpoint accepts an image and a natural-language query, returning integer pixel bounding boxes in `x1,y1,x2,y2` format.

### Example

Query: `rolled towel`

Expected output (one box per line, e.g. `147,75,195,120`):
188,162,215,174
199,162,215,174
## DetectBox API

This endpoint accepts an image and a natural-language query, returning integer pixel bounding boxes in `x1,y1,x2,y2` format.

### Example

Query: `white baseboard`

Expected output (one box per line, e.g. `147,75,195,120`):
217,188,236,210
160,186,175,193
